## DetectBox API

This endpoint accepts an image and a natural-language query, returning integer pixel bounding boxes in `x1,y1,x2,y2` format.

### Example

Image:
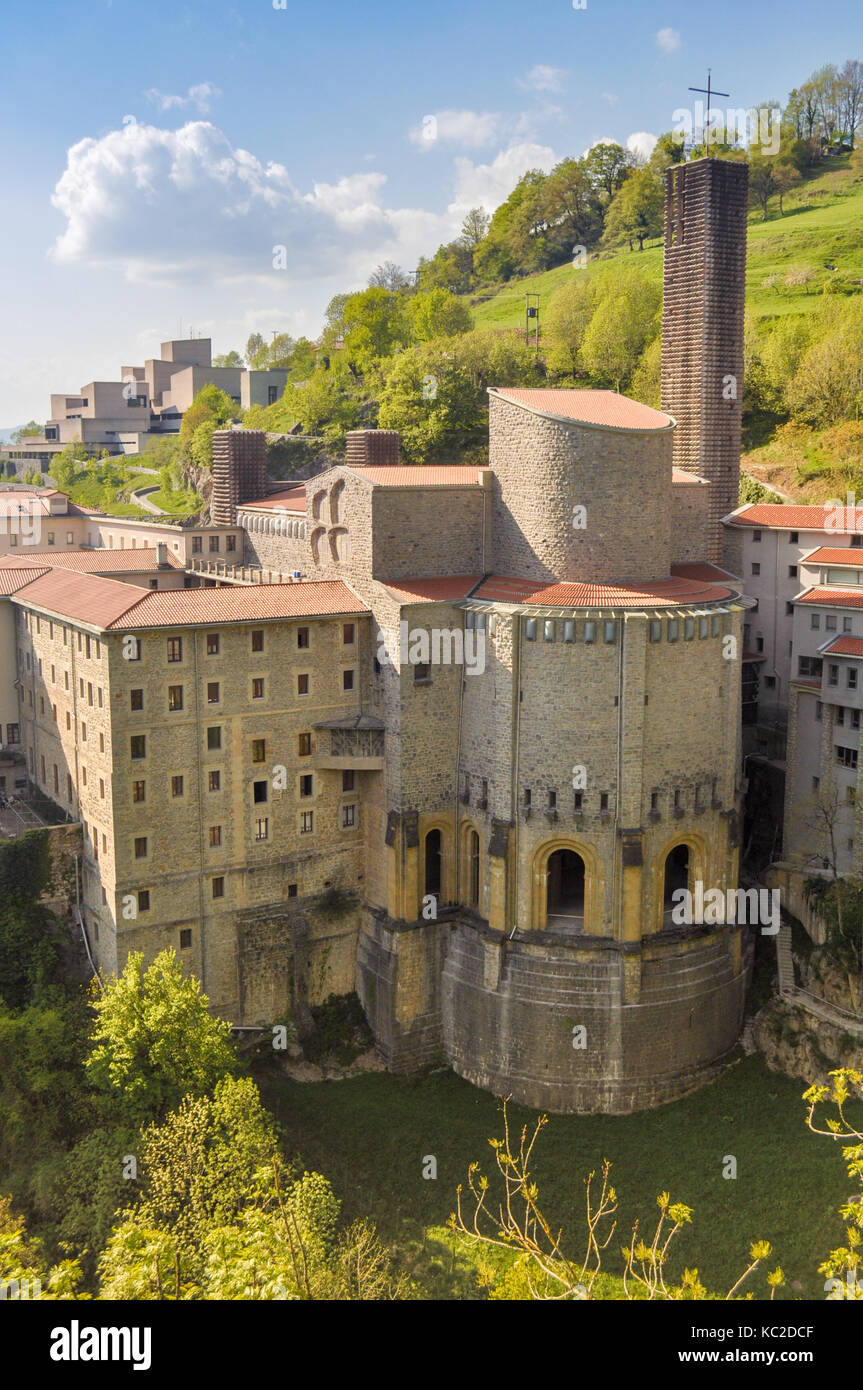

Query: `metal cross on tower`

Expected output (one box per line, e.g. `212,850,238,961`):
688,69,730,147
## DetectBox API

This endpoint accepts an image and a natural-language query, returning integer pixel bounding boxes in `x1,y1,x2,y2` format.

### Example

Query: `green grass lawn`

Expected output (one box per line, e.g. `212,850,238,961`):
469,157,863,336
138,485,200,517
256,1051,855,1300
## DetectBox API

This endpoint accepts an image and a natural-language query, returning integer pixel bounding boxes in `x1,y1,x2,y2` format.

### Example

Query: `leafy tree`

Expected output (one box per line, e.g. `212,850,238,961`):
416,240,474,295
788,301,863,426
579,270,661,390
648,132,687,176
0,832,62,1008
583,142,630,201
474,169,552,282
542,157,603,258
748,152,779,220
267,333,295,368
212,350,243,368
11,421,41,442
543,275,601,377
602,167,663,251
245,332,267,369
368,261,411,292
406,289,473,342
178,384,239,473
0,1196,85,1300
277,364,365,444
86,949,237,1128
629,334,662,408
341,288,409,374
459,207,490,250
804,1069,863,1297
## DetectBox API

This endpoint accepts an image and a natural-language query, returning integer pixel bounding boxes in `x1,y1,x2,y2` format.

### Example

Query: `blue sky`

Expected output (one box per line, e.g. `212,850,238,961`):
1,0,861,423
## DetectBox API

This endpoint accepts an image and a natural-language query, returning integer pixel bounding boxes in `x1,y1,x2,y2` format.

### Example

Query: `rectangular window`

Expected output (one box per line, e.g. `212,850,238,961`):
212,877,224,899
342,804,355,828
297,674,309,695
342,770,354,792
816,702,823,721
253,780,268,804
798,656,824,678
252,677,264,699
167,637,182,662
255,818,269,841
751,563,761,576
837,706,845,725
209,826,222,847
667,619,679,642
811,613,821,629
786,602,793,616
207,681,220,704
298,733,312,757
544,620,555,642
131,734,146,759
287,883,298,898
849,668,859,689
753,529,762,542
134,837,148,859
583,621,596,644
649,620,662,642
301,811,314,834
563,619,575,643
132,780,146,803
300,774,313,797
126,637,141,661
172,775,184,797
226,535,236,553
683,618,694,641
209,770,221,791
790,531,799,543
844,617,853,633
206,633,220,655
251,630,264,652
180,929,192,949
207,727,221,750
209,535,220,553
192,536,202,553
836,745,858,769
168,685,183,711
524,618,537,641
342,622,354,645
138,890,150,912
414,663,431,683
826,615,838,631
600,792,609,812
788,565,797,579
297,627,310,649
252,739,266,763
604,621,617,644
342,669,355,691
829,664,839,686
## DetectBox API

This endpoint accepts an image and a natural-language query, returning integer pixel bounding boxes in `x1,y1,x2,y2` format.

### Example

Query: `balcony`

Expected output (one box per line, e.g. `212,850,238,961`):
311,715,385,771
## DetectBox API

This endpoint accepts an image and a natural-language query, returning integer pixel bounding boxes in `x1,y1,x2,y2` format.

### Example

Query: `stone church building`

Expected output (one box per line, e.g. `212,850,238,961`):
2,158,757,1113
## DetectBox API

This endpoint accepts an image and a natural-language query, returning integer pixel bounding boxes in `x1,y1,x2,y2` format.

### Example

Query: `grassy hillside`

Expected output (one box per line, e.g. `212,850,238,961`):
469,156,863,334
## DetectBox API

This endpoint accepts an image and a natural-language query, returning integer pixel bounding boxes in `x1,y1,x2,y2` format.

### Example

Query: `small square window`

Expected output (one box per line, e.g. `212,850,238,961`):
287,883,298,898
180,929,192,949
253,780,268,804
212,877,225,899
751,562,761,576
130,734,146,760
209,825,222,847
206,634,220,655
414,662,431,683
207,681,220,703
753,529,762,542
790,531,799,543
134,836,148,859
343,669,355,691
207,727,221,750
300,774,313,797
343,622,355,645
297,674,309,696
251,630,264,652
297,627,310,649
132,780,146,803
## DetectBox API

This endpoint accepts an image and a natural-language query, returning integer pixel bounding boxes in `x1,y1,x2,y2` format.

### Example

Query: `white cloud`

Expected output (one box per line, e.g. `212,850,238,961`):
408,109,504,150
448,142,557,221
655,27,680,54
626,130,658,161
145,82,221,114
518,65,566,94
600,91,618,105
48,120,455,287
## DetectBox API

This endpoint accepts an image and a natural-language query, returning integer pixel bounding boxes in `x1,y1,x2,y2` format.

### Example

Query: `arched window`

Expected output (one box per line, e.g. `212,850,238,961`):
425,829,442,900
330,479,345,524
546,848,585,932
310,527,326,565
468,830,480,907
312,490,326,522
663,844,690,928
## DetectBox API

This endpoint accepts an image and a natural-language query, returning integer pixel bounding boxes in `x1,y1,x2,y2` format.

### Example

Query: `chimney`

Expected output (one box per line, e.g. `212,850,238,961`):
156,542,169,568
345,429,400,468
661,157,748,565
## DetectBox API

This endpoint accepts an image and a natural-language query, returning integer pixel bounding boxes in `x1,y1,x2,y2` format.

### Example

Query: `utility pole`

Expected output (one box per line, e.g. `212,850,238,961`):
525,293,539,352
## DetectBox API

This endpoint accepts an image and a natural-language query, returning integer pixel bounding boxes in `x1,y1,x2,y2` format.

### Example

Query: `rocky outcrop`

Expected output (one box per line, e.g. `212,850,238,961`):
750,945,863,1090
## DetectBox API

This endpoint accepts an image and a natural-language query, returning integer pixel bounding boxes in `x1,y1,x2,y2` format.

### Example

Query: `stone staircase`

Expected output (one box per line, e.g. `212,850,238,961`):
776,922,795,996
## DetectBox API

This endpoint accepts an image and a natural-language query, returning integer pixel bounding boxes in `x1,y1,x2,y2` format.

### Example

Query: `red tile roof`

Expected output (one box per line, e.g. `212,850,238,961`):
0,547,183,572
471,573,734,608
240,486,307,513
348,465,487,486
11,571,367,629
489,387,672,432
672,562,739,583
800,548,863,566
0,566,51,595
11,569,152,628
727,503,848,531
106,580,368,628
796,588,863,609
822,636,863,657
383,575,484,604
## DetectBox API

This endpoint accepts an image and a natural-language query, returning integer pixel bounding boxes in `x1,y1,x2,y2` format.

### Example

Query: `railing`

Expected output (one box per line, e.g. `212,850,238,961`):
186,557,303,585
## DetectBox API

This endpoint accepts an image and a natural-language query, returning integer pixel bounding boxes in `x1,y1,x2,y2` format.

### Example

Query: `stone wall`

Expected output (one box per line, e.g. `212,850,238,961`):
671,476,711,564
